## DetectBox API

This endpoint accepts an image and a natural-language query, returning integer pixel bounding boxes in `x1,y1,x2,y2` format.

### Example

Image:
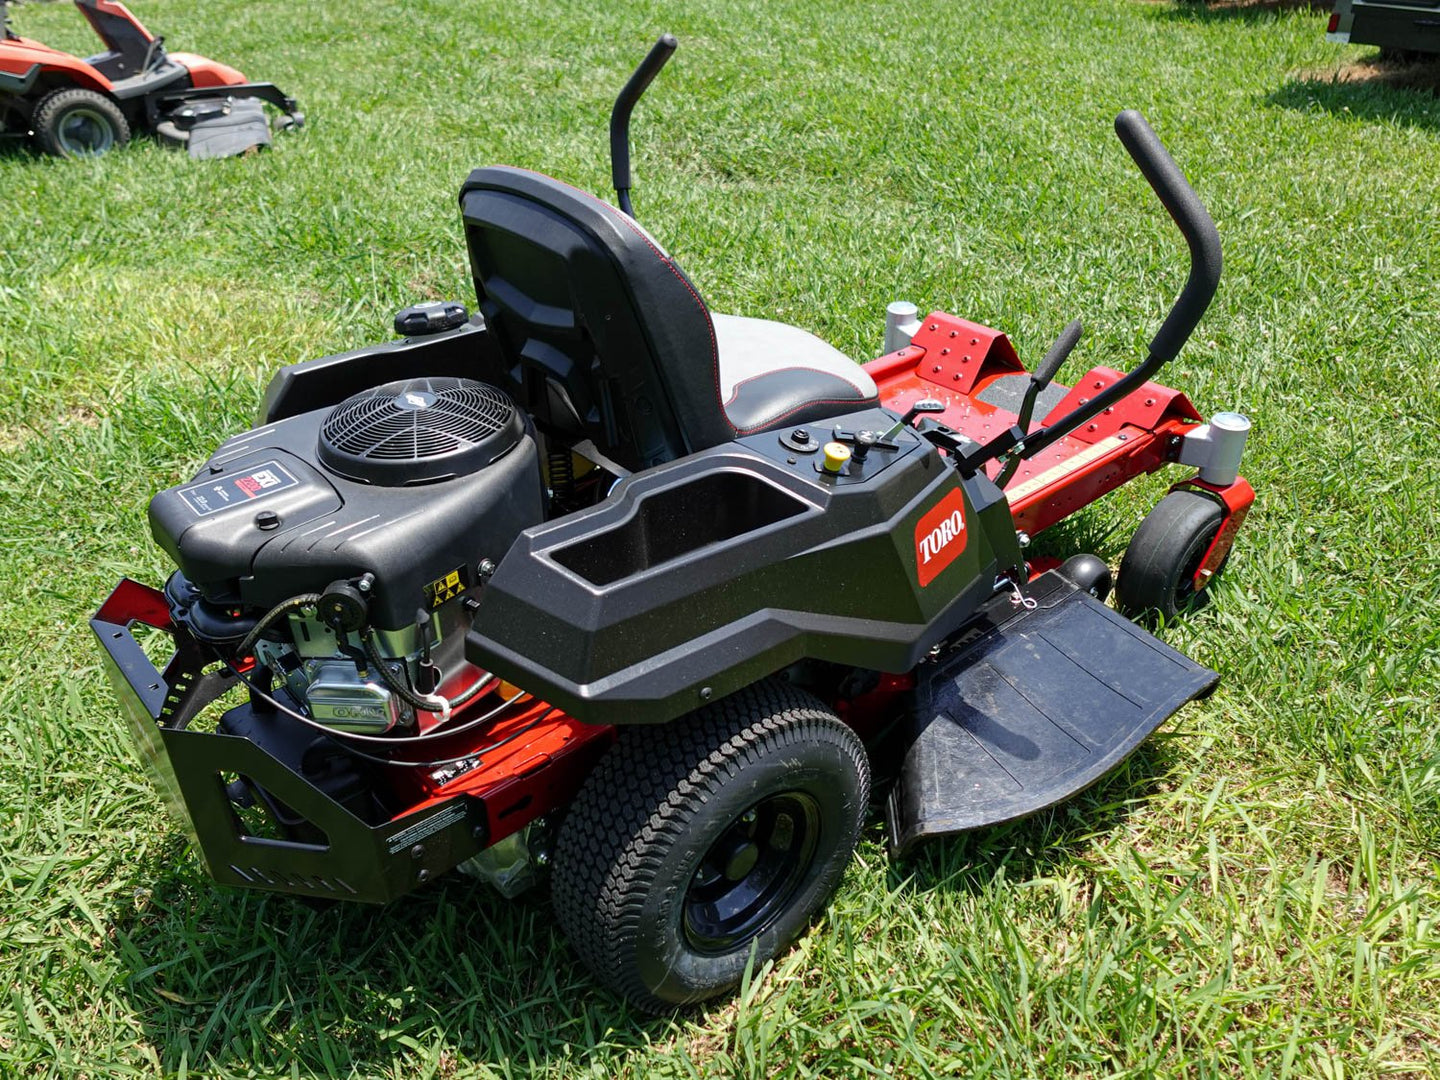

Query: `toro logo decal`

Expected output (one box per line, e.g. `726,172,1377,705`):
914,488,969,587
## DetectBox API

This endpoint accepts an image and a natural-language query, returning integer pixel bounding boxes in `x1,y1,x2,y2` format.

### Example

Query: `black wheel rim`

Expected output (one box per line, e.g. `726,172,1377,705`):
57,108,114,157
682,792,821,955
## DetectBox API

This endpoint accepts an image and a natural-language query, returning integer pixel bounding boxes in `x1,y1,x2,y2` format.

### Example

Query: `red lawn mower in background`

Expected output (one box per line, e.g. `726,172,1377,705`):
92,36,1255,1012
0,0,301,158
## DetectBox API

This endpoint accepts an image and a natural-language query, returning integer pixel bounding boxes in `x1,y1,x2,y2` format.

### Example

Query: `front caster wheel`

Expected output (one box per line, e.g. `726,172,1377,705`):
551,680,870,1013
1116,489,1225,618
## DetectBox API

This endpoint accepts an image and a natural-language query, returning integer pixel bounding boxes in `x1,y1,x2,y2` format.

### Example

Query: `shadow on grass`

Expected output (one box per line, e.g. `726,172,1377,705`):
0,136,38,161
106,731,1182,1072
1148,0,1331,25
1269,55,1440,130
893,736,1183,895
107,854,672,1074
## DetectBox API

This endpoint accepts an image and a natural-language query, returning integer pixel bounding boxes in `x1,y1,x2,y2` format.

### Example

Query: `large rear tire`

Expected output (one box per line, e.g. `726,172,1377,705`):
1116,490,1225,618
33,88,130,159
551,680,869,1013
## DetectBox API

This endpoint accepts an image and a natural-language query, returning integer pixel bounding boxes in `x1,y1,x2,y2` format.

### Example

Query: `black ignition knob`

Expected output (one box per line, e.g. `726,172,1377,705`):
319,578,370,633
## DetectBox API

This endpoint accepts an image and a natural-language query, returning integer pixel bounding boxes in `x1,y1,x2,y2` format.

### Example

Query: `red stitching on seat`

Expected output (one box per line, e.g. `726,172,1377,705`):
733,395,879,435
722,366,876,407
607,216,730,436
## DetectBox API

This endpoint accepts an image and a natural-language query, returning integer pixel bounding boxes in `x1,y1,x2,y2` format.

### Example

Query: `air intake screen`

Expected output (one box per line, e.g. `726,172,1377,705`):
318,377,522,485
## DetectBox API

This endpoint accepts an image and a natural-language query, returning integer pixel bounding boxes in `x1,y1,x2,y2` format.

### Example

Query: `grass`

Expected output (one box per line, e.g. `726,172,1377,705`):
2,0,1438,1075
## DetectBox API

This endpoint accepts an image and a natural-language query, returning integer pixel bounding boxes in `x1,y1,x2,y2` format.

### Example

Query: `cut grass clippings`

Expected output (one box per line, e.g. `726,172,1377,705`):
2,0,1439,1077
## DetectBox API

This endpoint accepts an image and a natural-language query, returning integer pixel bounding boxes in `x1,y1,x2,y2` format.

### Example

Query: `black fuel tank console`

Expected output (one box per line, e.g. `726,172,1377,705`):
464,404,1023,727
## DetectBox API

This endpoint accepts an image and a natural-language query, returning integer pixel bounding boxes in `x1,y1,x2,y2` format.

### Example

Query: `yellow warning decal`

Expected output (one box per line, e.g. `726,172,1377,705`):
423,565,473,609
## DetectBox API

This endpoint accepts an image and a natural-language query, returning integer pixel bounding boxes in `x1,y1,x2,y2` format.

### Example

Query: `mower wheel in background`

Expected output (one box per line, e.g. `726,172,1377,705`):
1116,490,1225,619
1056,553,1113,602
33,88,130,158
551,679,870,1013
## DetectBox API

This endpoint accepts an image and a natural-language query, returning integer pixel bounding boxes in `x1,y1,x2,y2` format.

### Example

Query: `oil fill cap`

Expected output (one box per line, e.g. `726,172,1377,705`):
822,442,851,474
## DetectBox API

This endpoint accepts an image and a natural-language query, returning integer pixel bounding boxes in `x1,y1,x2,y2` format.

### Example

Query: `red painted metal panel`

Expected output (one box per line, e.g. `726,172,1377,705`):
1039,365,1202,444
907,313,1024,395
1170,475,1256,591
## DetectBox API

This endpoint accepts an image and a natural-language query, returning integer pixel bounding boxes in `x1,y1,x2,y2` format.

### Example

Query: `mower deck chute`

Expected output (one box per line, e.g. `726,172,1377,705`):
886,572,1218,856
155,97,274,159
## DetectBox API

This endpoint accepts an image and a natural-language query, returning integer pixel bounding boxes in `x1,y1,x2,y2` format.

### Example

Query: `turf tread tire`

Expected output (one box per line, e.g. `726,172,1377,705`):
551,680,869,1013
33,87,130,158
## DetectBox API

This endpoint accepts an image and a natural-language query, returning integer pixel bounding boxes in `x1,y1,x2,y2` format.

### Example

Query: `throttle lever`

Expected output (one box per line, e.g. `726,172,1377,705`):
1018,319,1084,433
883,398,946,441
995,320,1084,489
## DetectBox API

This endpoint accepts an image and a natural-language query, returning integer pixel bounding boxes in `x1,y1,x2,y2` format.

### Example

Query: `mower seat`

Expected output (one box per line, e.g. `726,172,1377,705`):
78,0,158,81
108,60,188,101
460,166,877,471
713,314,877,436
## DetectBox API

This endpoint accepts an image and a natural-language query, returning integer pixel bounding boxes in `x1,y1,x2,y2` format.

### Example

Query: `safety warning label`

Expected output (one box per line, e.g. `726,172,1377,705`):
179,460,300,516
387,802,469,855
424,564,474,609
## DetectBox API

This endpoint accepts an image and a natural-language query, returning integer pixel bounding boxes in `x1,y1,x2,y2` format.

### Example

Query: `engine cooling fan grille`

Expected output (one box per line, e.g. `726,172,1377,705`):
318,377,522,485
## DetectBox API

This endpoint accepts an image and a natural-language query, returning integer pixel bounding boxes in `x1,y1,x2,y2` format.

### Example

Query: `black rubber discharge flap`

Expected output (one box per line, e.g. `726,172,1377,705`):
158,98,273,159
887,572,1219,856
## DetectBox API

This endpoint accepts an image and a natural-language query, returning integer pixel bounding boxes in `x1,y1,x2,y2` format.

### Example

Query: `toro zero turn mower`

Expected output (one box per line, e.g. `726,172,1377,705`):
91,37,1254,1012
0,0,301,159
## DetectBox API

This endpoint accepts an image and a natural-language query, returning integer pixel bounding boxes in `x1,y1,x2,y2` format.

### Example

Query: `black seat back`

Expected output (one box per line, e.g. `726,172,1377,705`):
76,0,157,76
459,166,734,471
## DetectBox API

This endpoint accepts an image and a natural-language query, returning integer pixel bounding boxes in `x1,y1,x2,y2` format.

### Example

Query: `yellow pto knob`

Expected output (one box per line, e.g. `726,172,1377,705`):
822,441,851,474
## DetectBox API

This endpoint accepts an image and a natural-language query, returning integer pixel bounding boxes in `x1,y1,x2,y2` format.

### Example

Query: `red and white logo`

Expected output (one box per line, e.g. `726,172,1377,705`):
914,488,969,587
236,468,283,498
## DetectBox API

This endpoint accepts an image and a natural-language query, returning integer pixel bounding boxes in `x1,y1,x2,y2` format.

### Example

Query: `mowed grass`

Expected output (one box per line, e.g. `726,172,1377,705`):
2,0,1438,1075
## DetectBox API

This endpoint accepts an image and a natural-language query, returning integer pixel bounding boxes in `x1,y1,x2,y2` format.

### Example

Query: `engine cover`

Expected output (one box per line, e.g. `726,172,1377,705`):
149,378,544,629
318,377,524,486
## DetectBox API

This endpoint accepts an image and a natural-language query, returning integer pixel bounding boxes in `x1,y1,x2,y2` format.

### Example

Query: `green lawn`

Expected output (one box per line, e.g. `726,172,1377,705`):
3,0,1439,1075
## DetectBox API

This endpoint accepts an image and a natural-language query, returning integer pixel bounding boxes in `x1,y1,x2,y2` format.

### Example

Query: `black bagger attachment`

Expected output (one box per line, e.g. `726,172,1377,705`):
886,572,1219,857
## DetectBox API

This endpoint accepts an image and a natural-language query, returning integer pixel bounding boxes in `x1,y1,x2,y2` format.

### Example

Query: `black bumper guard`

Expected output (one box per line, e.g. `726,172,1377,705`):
91,579,487,904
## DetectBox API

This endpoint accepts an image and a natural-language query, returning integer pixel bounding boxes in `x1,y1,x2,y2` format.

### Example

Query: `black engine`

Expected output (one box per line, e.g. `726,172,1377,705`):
148,376,544,733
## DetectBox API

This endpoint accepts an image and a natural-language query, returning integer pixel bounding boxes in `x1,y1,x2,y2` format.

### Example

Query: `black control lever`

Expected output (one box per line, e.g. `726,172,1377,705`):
610,33,678,218
996,320,1084,488
1114,110,1223,369
830,426,900,462
963,110,1222,477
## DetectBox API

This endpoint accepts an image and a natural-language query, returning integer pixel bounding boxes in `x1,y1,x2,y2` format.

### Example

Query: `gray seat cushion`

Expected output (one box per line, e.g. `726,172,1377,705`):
714,314,878,435
108,60,189,101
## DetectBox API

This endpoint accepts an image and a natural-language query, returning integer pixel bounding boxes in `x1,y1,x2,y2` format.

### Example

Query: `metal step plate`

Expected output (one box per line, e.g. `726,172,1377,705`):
887,573,1218,857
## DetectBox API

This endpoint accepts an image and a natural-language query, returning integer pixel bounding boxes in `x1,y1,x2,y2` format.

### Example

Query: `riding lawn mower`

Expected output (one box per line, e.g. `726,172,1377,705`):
91,36,1255,1012
0,0,301,158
